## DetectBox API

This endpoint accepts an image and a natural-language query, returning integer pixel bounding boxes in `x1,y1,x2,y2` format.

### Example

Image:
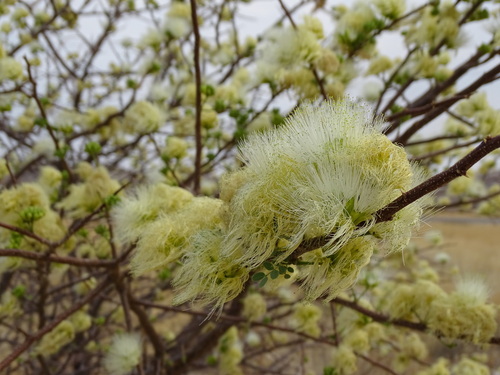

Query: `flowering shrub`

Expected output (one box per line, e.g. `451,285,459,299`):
1,0,500,374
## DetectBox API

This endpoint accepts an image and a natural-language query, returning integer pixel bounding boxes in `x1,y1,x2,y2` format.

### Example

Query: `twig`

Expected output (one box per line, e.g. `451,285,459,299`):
0,248,118,268
293,135,500,257
409,138,479,162
0,276,111,372
333,296,500,345
190,0,203,194
277,0,328,100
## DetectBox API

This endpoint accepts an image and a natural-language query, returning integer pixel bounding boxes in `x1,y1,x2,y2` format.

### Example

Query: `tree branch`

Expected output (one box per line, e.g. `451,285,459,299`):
190,0,203,194
293,135,500,257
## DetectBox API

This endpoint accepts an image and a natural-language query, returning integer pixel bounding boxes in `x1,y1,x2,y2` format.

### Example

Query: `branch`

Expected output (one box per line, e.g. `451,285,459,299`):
409,137,480,162
333,296,500,345
376,135,500,222
395,57,500,144
277,0,328,100
293,135,500,257
0,248,118,268
0,276,111,372
190,0,203,194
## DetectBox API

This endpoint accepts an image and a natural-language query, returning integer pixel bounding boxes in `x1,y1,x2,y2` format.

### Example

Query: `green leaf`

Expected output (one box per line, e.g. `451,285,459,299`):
278,265,287,274
158,268,171,281
259,277,268,288
34,117,48,127
85,141,102,156
284,274,291,280
12,285,26,298
263,261,274,271
323,366,337,375
287,267,295,273
252,272,266,281
270,270,279,279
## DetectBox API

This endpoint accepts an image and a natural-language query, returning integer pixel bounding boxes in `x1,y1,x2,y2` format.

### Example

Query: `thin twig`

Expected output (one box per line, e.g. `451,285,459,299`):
293,135,500,257
0,276,111,372
190,0,203,194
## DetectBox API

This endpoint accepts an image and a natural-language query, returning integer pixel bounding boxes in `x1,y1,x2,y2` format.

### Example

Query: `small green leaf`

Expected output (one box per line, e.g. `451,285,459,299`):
263,262,274,271
270,270,279,279
34,117,48,127
278,265,287,274
104,195,121,208
12,285,26,298
323,366,337,375
158,268,171,281
252,272,266,281
259,277,268,288
284,274,291,279
85,141,102,156
287,267,295,273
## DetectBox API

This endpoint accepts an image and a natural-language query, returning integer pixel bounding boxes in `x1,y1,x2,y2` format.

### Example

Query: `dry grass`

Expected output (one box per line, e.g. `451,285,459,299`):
418,212,500,302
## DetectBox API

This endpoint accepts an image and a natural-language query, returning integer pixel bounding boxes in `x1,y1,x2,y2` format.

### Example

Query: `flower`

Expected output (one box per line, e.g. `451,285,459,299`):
0,57,23,81
123,101,163,134
220,99,421,300
103,333,142,375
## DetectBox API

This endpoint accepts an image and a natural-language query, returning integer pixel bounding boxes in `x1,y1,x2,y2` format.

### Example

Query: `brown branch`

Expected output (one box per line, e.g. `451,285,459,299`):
374,135,500,222
23,57,74,182
433,189,500,209
333,297,426,331
0,248,118,268
356,352,400,375
293,135,500,257
128,294,165,374
190,0,203,194
376,47,418,117
394,58,500,144
277,0,328,100
334,296,500,345
385,94,469,122
0,276,111,372
0,222,52,247
409,137,480,162
405,134,462,146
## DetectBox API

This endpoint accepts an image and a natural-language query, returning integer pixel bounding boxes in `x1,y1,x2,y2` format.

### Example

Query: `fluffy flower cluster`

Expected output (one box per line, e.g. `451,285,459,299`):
117,99,422,311
0,56,23,82
103,333,142,375
58,163,120,218
217,100,420,300
123,101,163,134
455,92,500,137
113,183,223,276
385,277,497,343
217,326,243,375
405,2,462,49
32,311,92,356
0,180,68,255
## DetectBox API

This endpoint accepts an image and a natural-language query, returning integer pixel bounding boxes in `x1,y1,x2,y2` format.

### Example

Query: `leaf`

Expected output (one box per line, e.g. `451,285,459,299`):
259,277,268,288
252,272,266,281
263,262,274,271
270,270,280,279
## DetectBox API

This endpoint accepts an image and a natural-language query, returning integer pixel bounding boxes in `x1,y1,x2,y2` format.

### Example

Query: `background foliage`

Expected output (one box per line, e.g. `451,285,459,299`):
1,0,500,374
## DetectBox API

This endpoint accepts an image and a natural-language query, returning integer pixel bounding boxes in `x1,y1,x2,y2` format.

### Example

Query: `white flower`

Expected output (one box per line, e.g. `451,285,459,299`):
104,333,142,375
219,99,422,300
0,57,23,81
123,101,163,134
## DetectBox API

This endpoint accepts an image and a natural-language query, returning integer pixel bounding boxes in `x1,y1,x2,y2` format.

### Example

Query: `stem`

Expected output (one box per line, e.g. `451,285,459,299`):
0,277,111,372
190,0,203,194
293,135,500,257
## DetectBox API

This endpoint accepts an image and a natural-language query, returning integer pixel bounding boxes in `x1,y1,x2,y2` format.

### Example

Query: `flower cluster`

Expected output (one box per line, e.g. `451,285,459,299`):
117,99,423,311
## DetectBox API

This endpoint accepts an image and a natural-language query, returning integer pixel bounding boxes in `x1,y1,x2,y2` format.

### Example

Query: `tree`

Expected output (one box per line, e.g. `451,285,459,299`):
0,0,500,373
